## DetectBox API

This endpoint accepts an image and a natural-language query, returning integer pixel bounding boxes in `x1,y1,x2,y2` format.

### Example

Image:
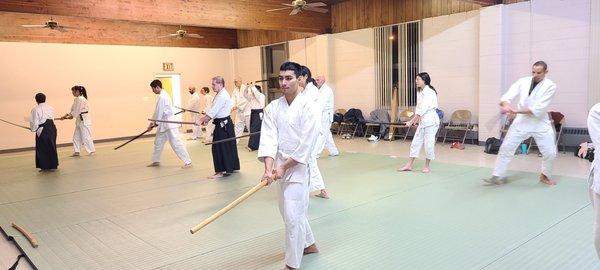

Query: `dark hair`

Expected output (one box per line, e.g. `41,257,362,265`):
279,61,302,77
533,61,548,71
300,65,316,85
71,85,88,99
417,72,437,94
150,79,162,89
255,85,262,93
35,93,46,103
202,86,210,94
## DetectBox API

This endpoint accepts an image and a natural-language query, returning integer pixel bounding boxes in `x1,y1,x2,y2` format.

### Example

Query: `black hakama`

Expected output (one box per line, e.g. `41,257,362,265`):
35,119,59,170
248,109,263,151
212,116,240,173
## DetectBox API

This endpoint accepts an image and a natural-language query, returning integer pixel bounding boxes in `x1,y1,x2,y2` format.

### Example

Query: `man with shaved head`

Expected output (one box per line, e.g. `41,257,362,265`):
315,75,339,158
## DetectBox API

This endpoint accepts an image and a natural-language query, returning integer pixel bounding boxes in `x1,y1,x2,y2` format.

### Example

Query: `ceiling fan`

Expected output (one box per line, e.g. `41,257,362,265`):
159,26,204,39
21,18,77,32
267,0,328,15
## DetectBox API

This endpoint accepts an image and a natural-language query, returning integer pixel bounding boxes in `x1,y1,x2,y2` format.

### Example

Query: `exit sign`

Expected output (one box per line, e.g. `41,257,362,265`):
162,62,174,71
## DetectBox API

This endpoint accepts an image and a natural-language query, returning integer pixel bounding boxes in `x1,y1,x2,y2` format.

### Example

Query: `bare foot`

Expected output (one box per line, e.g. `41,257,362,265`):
397,164,412,172
422,167,431,173
283,265,296,270
88,152,95,156
303,243,319,255
147,162,160,167
315,190,330,199
181,163,193,169
70,152,80,157
539,174,556,186
207,172,224,179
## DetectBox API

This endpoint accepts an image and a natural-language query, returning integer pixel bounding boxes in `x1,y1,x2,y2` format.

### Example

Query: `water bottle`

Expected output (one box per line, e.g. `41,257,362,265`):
520,143,528,154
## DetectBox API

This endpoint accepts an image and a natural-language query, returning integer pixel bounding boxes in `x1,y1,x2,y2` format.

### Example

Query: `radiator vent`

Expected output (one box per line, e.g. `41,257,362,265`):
562,127,589,135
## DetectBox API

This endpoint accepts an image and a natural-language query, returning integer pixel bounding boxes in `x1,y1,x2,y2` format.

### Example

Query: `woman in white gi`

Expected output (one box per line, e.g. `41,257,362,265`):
588,103,600,257
398,72,440,173
60,85,95,156
483,61,557,185
258,62,320,270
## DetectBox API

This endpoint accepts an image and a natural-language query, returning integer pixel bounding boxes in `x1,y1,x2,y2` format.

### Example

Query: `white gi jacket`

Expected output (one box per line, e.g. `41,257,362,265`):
30,103,54,136
232,85,250,116
152,90,179,132
187,92,201,112
257,93,320,183
501,76,557,132
70,96,91,126
318,83,335,121
414,85,440,128
243,85,266,110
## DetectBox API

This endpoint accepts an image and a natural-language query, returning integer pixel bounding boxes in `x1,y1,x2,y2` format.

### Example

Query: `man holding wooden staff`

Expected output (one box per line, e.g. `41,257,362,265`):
258,62,320,270
197,76,240,179
147,79,192,168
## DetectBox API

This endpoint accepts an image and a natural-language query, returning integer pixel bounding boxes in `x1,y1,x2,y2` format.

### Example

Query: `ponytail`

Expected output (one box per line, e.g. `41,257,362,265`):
71,85,88,99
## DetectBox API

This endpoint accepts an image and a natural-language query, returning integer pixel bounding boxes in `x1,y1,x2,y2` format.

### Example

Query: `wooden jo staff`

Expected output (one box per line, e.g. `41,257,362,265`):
205,131,261,145
0,118,30,130
174,106,205,115
114,124,157,150
147,119,198,125
190,179,269,234
11,223,38,248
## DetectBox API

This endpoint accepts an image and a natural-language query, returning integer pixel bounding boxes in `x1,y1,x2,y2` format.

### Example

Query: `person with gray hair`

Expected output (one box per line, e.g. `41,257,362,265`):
197,76,240,179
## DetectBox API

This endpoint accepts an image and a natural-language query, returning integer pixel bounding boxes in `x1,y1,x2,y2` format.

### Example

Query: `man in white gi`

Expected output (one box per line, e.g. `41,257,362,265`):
186,86,202,140
315,75,340,157
197,76,240,179
232,77,250,144
258,62,320,270
484,61,558,185
588,103,600,257
147,79,192,168
299,66,329,199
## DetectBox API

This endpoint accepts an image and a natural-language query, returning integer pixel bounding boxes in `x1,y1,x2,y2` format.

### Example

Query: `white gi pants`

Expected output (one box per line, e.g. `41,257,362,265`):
309,146,325,191
316,109,339,155
73,124,95,153
492,124,556,178
152,128,192,164
278,180,315,269
589,170,600,258
191,114,202,139
234,111,250,141
409,124,439,160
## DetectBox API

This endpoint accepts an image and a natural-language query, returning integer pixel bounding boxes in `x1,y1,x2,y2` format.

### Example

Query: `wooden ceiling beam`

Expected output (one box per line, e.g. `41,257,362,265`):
455,0,502,6
0,11,238,48
0,0,332,34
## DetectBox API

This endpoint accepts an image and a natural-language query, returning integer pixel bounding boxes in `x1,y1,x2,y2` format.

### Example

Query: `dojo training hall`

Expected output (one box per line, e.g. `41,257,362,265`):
1,0,600,269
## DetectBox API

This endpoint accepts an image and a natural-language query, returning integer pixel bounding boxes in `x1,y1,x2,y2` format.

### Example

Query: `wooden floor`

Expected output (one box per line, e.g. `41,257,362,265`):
0,135,598,269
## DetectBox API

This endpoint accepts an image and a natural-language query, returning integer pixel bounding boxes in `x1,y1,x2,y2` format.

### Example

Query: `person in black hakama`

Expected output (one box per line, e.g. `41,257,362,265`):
197,76,240,179
29,93,59,171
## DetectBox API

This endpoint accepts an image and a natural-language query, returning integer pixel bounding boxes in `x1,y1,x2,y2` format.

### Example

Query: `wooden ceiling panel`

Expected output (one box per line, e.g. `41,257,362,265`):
0,0,333,34
0,11,237,48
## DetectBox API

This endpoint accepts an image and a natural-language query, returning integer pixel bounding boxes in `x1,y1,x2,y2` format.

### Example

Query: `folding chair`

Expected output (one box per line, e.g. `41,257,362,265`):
442,110,472,144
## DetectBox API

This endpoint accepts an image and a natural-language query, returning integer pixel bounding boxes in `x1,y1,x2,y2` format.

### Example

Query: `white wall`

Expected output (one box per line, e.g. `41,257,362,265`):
422,10,480,123
330,28,376,114
0,42,233,150
232,46,262,83
529,0,590,127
